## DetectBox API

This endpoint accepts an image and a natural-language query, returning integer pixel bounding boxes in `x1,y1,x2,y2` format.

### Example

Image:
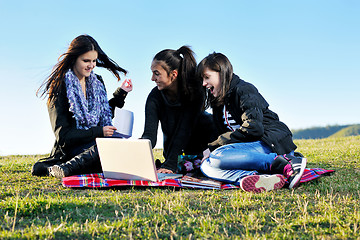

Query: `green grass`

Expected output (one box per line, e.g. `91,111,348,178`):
1,137,359,239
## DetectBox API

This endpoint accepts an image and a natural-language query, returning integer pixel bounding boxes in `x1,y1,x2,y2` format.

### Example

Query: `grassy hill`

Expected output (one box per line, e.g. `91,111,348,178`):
0,136,359,239
292,124,360,139
329,124,360,138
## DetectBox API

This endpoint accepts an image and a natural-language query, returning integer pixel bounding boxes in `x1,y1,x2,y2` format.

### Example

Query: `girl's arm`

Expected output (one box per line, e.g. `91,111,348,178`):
108,87,128,113
141,90,160,148
102,76,132,116
208,85,266,150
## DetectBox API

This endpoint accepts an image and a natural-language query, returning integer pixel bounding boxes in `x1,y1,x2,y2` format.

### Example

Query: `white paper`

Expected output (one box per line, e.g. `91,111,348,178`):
113,108,134,138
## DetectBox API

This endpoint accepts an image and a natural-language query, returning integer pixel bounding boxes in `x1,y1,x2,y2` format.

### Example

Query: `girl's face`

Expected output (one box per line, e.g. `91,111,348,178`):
73,50,98,81
151,60,177,91
202,67,221,97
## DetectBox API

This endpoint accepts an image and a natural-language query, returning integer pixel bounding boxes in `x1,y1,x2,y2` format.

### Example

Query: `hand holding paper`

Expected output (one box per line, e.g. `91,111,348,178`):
113,107,134,138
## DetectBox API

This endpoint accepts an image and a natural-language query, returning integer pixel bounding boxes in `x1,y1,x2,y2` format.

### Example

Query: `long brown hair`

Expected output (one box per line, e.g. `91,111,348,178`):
37,35,127,104
197,52,233,108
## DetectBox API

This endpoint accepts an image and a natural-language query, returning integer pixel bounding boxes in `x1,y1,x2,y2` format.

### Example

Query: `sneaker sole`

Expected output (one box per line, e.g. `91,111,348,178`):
49,165,66,179
240,174,286,193
288,158,307,189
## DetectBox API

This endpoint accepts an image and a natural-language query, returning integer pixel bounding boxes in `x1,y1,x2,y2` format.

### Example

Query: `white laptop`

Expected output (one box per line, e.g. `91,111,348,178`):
96,138,182,182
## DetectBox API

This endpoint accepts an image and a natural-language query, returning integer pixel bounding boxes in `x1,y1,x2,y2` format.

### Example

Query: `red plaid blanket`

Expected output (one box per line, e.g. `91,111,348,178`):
62,168,334,189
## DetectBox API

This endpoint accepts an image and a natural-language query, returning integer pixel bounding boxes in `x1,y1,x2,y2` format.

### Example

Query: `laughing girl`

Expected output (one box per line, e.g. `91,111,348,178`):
198,52,306,193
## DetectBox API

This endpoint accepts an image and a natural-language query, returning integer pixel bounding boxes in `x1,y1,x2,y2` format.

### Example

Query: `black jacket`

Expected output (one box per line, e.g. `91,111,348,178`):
141,87,215,172
48,75,128,161
209,74,297,154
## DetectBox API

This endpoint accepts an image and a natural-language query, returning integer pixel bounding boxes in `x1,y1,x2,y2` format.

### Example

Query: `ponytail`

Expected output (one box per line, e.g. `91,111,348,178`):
175,46,198,100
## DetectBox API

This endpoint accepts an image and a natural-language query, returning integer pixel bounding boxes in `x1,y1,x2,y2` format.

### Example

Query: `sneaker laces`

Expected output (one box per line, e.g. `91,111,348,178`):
283,164,293,178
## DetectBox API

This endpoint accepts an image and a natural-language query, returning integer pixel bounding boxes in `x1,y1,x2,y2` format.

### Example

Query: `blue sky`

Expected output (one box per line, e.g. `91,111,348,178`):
0,0,359,155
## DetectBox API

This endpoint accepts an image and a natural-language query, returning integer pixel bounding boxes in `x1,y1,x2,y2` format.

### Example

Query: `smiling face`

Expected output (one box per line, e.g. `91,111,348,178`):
73,50,98,81
202,67,221,97
151,60,177,91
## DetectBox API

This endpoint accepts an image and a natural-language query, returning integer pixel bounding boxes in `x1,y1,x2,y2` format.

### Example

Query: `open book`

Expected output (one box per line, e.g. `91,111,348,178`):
157,173,183,182
180,174,223,189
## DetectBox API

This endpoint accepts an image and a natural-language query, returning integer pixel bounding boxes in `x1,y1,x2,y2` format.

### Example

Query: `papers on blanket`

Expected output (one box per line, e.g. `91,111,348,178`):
180,174,223,189
113,107,134,138
157,173,183,182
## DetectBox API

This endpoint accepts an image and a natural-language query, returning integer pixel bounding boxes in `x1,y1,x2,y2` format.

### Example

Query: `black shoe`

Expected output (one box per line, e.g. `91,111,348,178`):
270,155,290,174
32,157,63,176
48,145,101,178
282,154,307,189
294,152,304,158
48,165,70,179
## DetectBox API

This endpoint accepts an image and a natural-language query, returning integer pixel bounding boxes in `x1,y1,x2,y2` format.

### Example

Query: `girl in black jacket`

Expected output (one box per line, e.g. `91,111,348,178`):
198,52,306,192
32,35,132,178
141,46,217,173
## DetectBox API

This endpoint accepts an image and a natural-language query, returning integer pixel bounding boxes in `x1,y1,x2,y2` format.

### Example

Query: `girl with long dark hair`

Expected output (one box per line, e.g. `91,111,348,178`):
198,52,307,192
141,46,217,173
32,34,132,178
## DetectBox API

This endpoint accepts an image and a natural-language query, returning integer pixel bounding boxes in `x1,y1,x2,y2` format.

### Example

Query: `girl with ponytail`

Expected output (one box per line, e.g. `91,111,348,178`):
141,46,217,173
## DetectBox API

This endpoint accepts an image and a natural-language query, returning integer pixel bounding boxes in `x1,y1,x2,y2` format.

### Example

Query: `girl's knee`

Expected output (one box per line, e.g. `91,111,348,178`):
200,159,214,177
200,158,223,179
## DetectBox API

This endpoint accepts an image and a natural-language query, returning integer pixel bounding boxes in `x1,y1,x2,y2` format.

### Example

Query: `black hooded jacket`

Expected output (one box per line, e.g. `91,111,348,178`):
209,74,297,154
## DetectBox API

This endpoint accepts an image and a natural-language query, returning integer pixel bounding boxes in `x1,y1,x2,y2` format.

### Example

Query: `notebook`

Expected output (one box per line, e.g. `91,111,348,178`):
96,138,182,182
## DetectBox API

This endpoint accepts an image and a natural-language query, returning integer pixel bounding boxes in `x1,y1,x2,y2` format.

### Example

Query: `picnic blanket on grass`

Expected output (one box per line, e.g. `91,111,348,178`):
62,168,334,189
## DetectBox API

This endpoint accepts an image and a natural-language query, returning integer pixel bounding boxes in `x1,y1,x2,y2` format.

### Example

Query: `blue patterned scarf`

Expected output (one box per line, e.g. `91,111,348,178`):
64,69,113,130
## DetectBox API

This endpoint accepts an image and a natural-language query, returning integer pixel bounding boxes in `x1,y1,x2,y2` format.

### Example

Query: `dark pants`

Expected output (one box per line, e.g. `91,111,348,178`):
184,111,218,155
32,140,101,176
68,143,103,174
66,140,95,159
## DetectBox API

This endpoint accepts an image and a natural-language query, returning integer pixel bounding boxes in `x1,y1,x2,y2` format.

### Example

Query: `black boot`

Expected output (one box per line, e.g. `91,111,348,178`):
31,156,64,176
270,155,290,174
48,145,101,179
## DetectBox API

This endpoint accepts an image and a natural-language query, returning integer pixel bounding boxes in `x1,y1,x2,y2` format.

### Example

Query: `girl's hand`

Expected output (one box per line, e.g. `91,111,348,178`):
120,79,133,92
201,148,211,163
103,126,117,137
157,168,174,174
